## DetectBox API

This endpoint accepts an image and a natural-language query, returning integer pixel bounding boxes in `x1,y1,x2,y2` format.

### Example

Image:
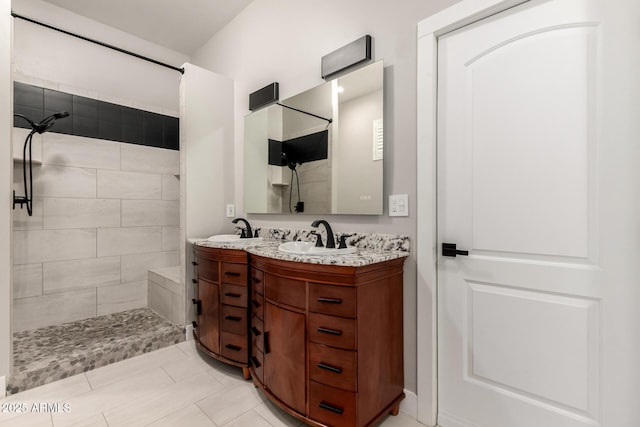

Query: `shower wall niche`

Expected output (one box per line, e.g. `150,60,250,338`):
12,80,181,333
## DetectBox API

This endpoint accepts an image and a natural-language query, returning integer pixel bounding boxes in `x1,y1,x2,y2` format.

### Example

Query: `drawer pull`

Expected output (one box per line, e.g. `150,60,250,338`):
225,315,242,322
251,300,260,308
224,271,241,277
225,344,242,352
191,278,197,284
224,292,241,298
251,326,261,336
318,327,342,336
317,297,342,304
264,332,270,354
191,299,202,315
250,356,261,368
192,261,198,266
317,362,343,374
319,401,344,415
252,277,261,283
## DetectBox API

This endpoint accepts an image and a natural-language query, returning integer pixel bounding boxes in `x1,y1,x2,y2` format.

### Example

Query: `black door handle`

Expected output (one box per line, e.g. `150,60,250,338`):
442,242,469,257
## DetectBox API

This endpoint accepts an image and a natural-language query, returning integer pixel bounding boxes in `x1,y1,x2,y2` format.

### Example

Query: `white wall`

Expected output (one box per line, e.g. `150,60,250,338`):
1,0,14,388
180,63,234,324
191,0,461,395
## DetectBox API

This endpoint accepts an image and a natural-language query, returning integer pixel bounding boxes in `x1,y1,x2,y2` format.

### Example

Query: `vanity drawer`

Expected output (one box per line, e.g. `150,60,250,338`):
308,313,356,350
221,283,247,307
309,343,357,392
251,291,264,320
220,305,247,336
196,258,218,282
251,268,264,295
309,380,356,427
220,331,248,363
221,262,247,285
309,283,356,318
266,275,306,309
251,315,264,353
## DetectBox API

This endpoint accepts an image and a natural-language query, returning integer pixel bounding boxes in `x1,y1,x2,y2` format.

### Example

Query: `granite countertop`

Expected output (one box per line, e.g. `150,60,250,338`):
192,228,409,267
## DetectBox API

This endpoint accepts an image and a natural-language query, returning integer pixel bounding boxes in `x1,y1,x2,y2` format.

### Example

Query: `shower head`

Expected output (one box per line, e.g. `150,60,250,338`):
14,111,70,134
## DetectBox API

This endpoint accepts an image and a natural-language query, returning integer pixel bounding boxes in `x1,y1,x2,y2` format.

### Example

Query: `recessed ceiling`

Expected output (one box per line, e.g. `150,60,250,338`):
40,0,254,56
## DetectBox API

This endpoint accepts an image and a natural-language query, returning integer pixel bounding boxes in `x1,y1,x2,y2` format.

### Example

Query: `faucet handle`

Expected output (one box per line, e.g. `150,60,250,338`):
311,231,324,248
338,234,352,249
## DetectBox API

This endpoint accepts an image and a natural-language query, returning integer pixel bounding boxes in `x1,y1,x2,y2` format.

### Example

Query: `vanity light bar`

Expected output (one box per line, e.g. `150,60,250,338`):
249,82,280,111
321,35,372,79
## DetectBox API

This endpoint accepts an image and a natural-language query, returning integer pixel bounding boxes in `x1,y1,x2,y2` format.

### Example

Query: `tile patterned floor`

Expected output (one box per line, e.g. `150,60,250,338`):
9,309,185,395
0,340,425,426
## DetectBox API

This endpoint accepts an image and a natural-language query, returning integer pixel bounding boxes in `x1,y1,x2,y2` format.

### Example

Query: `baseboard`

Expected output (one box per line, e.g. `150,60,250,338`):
400,389,418,418
184,324,194,341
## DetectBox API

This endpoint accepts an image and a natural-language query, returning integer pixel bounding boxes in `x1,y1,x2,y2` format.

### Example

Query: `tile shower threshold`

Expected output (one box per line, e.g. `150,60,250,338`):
9,308,185,395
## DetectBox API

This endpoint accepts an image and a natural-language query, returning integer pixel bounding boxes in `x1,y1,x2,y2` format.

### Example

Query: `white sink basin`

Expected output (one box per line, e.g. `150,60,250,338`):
278,241,357,256
207,234,262,243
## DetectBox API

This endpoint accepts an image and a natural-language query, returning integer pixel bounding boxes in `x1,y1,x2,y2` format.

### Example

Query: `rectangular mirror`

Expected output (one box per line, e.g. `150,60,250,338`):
244,60,383,215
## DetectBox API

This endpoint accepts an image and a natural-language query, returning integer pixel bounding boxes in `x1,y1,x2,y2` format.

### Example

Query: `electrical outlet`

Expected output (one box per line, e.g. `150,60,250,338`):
226,204,235,218
389,194,409,217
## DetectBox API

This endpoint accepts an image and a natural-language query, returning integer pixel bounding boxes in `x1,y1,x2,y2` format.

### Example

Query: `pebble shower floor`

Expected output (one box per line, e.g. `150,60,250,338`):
8,308,185,395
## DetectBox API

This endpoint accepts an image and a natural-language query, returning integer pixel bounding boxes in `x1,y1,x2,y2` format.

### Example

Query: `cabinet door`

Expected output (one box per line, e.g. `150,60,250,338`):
264,302,306,414
198,278,220,354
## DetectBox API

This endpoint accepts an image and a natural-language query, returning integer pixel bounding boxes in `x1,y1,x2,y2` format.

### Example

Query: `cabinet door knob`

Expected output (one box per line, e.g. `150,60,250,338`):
251,326,261,336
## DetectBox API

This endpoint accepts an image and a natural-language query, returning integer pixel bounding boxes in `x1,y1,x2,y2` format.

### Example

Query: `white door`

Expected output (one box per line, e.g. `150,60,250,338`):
437,1,622,426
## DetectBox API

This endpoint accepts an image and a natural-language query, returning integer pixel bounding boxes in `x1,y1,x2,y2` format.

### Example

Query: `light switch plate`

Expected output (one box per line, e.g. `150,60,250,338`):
389,194,409,217
226,204,235,218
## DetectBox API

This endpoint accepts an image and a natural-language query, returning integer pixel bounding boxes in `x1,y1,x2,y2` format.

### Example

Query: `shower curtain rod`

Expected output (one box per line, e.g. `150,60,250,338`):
11,12,185,74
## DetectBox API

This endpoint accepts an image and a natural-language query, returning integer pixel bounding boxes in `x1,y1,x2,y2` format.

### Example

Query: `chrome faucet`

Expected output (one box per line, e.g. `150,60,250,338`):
231,218,253,239
311,219,335,248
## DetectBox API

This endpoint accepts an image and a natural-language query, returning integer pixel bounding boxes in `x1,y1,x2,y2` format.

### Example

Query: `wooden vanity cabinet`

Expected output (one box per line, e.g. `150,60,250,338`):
193,246,250,379
249,254,405,427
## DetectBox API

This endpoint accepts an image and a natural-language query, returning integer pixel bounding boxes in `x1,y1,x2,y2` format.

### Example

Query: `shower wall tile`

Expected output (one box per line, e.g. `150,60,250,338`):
120,251,179,283
12,198,43,231
34,165,97,198
97,227,162,257
121,200,179,227
13,263,43,300
13,289,97,332
43,198,121,229
13,229,97,265
162,226,180,251
121,144,180,175
97,281,147,316
43,256,121,294
171,291,185,325
148,283,172,323
97,170,162,200
162,174,180,201
13,127,43,164
43,133,120,170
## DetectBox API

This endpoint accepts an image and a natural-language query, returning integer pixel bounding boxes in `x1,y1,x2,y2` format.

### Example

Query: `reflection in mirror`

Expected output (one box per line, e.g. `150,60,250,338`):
244,60,383,215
